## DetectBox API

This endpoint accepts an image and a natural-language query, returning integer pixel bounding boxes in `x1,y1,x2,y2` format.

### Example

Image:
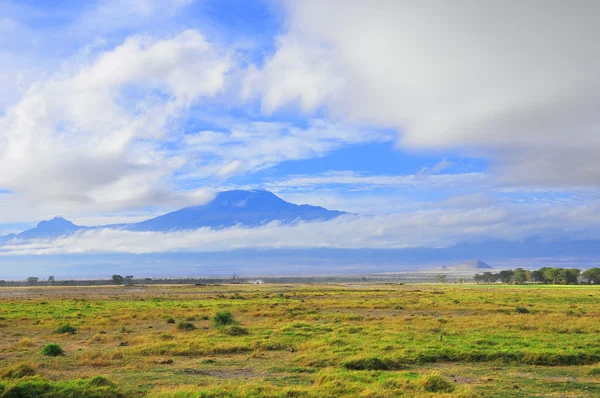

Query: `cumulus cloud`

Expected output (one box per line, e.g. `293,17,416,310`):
0,29,229,219
3,200,600,256
249,0,600,187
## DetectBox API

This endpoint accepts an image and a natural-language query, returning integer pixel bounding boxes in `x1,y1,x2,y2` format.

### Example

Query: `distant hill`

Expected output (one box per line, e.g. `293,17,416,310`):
431,259,495,273
0,190,345,242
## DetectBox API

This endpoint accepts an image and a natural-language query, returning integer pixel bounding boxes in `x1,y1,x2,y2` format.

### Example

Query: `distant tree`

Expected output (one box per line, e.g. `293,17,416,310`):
27,277,39,285
473,274,484,284
124,276,134,285
582,268,600,284
481,272,497,284
436,274,447,283
0,280,7,286
498,270,514,283
564,269,581,285
511,268,530,284
530,270,546,284
112,275,124,285
47,276,55,284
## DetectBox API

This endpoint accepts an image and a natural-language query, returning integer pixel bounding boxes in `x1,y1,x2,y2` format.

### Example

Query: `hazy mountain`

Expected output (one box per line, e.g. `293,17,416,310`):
0,190,345,242
431,259,495,273
0,217,85,243
128,190,345,231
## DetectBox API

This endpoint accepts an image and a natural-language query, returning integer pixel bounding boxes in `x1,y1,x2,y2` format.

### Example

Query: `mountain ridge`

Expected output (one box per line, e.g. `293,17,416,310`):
0,190,346,242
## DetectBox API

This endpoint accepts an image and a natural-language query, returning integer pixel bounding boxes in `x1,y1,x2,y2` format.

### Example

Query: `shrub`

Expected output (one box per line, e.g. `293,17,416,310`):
177,321,197,331
41,343,64,356
515,306,530,314
54,323,77,334
220,325,249,336
166,317,175,324
212,311,234,326
1,364,35,379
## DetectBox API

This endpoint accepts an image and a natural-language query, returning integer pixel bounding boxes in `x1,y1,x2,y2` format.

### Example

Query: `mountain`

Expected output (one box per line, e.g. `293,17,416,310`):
0,190,345,242
129,190,345,231
0,217,85,243
431,259,494,273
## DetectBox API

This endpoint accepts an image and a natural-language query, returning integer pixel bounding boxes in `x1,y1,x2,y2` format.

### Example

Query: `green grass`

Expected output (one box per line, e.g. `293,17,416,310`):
41,343,64,357
54,323,77,334
1,283,600,396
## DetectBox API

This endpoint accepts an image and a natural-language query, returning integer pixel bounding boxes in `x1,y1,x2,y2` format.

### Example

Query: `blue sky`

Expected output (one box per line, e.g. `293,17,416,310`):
1,0,600,270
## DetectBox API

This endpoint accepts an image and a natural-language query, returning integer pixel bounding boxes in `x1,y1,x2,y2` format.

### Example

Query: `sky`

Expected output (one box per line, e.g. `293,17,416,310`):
1,0,600,273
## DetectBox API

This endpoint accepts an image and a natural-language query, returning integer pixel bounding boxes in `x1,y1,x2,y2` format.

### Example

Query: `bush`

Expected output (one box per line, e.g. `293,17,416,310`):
220,325,249,336
1,364,35,379
41,343,64,356
54,323,77,334
166,317,175,324
177,321,197,331
212,311,234,326
515,306,530,314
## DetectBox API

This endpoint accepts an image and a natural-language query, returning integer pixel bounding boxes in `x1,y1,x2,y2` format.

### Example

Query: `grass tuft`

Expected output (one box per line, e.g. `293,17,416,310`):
177,321,197,331
53,323,77,334
212,311,235,326
220,325,249,336
41,343,64,357
343,357,403,371
1,364,36,379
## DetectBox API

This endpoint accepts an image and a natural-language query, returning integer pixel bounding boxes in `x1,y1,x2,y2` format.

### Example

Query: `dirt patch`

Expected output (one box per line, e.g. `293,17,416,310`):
182,368,265,379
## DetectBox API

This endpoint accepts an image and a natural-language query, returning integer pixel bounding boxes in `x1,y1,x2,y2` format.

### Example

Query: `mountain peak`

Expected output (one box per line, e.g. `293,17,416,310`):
36,216,75,229
208,190,288,210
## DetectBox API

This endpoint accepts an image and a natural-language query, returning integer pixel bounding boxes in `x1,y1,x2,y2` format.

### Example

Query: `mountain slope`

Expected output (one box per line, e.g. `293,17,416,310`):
0,190,346,241
129,190,345,231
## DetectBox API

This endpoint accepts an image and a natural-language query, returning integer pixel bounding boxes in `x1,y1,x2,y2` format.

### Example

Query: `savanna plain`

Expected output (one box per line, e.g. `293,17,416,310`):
0,283,599,397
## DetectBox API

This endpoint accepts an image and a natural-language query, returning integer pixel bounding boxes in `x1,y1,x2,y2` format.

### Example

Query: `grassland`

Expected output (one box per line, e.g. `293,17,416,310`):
0,283,599,397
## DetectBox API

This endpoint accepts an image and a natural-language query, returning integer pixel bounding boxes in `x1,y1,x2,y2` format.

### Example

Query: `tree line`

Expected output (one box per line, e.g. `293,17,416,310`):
474,267,600,285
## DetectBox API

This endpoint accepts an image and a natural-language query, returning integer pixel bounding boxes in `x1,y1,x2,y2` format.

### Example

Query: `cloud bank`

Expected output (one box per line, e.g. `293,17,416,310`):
249,0,600,187
3,198,600,256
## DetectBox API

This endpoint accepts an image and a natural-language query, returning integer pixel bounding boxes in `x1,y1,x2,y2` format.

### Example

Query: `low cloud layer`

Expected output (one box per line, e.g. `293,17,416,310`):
3,199,600,256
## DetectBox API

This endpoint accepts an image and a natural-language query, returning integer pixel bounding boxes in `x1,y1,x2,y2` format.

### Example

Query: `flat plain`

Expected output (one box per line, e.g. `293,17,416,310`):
0,283,599,397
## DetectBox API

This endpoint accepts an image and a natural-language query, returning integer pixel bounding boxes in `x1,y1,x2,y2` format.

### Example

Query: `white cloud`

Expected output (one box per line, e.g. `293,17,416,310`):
264,171,485,192
243,36,345,114
179,120,392,180
250,0,600,187
0,29,229,219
